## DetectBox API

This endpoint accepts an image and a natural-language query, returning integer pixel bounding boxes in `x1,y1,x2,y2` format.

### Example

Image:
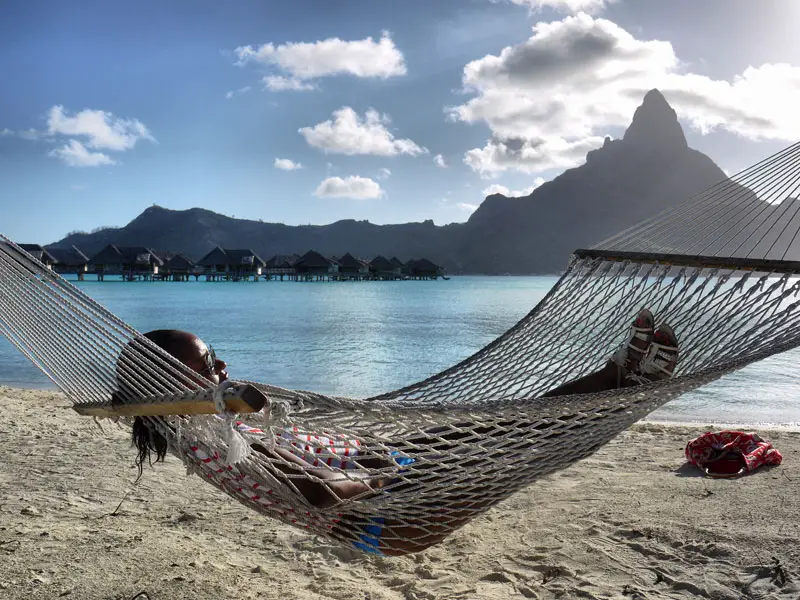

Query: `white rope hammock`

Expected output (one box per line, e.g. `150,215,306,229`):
3,141,800,555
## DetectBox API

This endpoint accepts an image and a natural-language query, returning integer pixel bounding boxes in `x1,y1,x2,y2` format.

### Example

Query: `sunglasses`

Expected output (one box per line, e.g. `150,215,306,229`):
198,345,218,377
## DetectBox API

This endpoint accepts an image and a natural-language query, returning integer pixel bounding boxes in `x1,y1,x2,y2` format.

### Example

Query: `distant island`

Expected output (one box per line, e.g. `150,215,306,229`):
44,90,728,275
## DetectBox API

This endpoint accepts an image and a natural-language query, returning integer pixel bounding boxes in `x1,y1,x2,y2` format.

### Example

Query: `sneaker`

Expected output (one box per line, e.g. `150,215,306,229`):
628,323,679,384
611,308,654,374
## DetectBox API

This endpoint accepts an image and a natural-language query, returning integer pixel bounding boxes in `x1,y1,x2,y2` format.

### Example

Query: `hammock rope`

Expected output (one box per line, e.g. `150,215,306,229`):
3,140,800,554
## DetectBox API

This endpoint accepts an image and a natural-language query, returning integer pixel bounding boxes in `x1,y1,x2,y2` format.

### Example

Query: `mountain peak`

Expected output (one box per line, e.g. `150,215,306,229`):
641,88,670,108
623,88,687,150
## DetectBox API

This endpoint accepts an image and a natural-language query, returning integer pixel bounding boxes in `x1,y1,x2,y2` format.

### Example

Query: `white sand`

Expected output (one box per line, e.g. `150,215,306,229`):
1,386,798,600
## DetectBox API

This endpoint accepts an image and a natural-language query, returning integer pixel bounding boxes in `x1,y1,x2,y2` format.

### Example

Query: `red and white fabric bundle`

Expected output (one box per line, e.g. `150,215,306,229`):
685,431,783,477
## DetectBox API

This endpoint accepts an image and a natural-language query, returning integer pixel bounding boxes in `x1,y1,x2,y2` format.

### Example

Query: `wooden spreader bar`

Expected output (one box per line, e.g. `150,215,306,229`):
574,248,800,274
73,383,267,418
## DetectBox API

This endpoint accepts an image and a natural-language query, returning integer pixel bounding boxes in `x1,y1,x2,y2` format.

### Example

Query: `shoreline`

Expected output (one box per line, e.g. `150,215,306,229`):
642,416,800,431
1,387,799,599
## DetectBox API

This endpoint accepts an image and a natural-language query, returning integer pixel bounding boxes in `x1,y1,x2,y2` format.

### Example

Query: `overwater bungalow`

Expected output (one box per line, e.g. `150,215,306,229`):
389,256,406,278
196,247,266,281
18,244,56,269
369,255,396,280
89,245,163,281
336,252,370,280
294,250,340,281
406,258,444,280
48,246,90,280
162,253,196,281
264,254,300,281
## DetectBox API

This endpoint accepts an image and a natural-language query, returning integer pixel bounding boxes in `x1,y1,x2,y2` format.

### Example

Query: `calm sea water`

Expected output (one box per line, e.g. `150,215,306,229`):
1,275,798,426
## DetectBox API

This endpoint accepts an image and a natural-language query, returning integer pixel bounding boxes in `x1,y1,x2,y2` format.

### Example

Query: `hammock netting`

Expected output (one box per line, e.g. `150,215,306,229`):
3,140,800,555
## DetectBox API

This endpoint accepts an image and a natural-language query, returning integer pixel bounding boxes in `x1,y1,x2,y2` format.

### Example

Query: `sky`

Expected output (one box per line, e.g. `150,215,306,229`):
2,0,800,244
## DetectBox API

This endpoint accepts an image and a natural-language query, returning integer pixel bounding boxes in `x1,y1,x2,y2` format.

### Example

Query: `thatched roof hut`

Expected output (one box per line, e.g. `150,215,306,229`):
18,244,57,267
46,246,90,275
337,252,370,276
265,254,300,270
89,245,163,275
406,258,443,279
48,246,88,266
159,252,196,280
389,256,406,276
369,255,395,279
225,249,267,269
48,246,90,271
163,253,195,273
369,255,393,270
196,247,266,277
294,250,340,276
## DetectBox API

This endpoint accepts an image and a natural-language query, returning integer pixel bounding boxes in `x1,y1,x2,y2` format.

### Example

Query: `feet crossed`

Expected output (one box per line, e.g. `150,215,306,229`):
611,308,679,386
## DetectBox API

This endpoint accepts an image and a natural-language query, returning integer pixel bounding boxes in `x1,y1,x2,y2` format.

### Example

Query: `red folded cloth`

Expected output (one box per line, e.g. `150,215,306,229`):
685,431,782,477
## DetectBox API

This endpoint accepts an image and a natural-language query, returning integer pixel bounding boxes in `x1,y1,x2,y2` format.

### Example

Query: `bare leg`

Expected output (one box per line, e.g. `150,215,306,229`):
542,361,623,397
544,308,657,398
251,444,382,509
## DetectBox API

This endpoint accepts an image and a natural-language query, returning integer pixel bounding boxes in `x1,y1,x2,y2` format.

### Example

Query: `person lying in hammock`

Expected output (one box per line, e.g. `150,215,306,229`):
126,330,383,501
127,308,677,554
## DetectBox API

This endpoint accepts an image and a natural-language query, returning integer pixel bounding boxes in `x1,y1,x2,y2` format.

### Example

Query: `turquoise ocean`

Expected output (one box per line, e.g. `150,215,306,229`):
1,275,798,426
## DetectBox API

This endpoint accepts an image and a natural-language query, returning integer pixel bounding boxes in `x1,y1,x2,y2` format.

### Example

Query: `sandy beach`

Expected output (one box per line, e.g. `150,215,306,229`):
1,386,798,600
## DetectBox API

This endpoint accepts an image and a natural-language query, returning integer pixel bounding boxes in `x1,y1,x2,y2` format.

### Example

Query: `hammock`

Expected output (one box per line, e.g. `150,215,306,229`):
3,141,800,555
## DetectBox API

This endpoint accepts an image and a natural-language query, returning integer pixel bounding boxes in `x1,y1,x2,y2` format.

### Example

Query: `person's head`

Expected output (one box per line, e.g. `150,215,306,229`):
139,329,229,385
128,329,228,476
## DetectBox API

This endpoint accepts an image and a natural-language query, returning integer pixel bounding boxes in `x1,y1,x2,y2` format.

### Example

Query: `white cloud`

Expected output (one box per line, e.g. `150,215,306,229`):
49,140,116,167
465,136,602,177
483,184,510,196
21,129,48,141
274,158,303,170
314,176,385,200
299,107,427,156
377,167,392,179
70,184,86,191
482,177,545,197
263,76,316,92
457,202,480,213
3,128,47,141
450,13,800,177
47,105,155,151
505,0,613,15
234,32,406,92
225,85,252,99
433,154,448,168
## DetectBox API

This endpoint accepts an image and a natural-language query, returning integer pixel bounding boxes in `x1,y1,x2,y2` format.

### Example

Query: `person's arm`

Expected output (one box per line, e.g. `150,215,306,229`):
252,444,380,509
